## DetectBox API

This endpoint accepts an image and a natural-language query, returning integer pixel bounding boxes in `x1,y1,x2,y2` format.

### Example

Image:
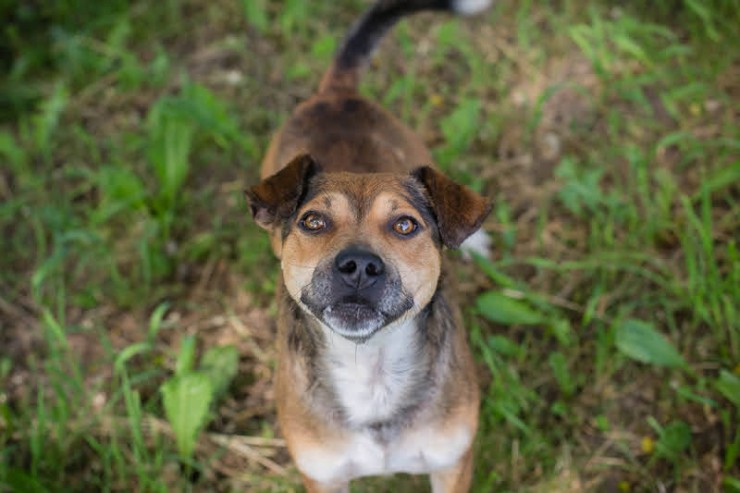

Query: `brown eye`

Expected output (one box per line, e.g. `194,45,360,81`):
299,212,327,232
392,216,418,236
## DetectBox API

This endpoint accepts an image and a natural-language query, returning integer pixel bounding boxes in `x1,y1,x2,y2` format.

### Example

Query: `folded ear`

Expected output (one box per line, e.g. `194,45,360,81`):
245,154,319,229
411,166,491,249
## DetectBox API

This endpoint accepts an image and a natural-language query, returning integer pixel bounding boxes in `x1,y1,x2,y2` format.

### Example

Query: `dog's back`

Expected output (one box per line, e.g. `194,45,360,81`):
261,0,491,178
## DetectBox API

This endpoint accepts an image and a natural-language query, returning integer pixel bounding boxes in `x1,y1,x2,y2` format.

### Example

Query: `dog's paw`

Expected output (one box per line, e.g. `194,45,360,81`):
459,228,491,261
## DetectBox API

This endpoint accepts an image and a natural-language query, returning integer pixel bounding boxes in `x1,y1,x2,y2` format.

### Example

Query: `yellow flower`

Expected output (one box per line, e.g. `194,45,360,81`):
429,94,444,107
618,480,631,492
641,436,655,454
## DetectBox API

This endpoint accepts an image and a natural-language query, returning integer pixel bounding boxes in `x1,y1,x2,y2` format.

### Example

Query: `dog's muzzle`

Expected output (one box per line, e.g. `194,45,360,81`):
300,246,413,341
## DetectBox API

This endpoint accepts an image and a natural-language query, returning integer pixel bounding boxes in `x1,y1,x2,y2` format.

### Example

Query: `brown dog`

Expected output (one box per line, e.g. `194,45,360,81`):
246,1,492,491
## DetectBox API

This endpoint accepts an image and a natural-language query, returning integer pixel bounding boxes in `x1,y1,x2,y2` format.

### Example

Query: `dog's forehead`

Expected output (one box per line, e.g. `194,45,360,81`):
305,172,429,217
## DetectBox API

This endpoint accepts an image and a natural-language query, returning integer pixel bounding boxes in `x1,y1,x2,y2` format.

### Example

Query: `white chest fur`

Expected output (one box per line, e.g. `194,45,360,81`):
321,319,421,427
294,320,473,485
294,420,473,485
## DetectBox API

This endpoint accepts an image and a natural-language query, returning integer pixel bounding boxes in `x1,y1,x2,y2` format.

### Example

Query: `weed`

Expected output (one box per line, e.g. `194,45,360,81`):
161,335,238,464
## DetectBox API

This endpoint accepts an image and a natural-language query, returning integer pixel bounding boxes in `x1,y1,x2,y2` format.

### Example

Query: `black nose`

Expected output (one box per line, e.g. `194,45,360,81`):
334,247,385,291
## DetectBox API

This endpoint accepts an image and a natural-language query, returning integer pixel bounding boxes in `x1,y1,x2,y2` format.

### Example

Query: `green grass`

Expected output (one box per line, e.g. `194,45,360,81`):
1,0,738,491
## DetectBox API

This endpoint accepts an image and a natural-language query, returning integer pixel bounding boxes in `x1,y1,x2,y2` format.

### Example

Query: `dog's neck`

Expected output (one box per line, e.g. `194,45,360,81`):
317,316,427,430
282,288,452,436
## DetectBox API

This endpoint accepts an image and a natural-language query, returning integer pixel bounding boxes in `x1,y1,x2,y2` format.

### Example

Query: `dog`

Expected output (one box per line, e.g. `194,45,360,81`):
245,1,492,491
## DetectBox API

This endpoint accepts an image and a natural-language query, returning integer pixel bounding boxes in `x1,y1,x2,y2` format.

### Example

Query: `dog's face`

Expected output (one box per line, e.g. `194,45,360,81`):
246,154,491,342
278,173,442,341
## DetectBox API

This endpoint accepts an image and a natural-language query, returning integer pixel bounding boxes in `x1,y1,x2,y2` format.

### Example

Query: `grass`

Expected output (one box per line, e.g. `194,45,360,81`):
1,0,738,491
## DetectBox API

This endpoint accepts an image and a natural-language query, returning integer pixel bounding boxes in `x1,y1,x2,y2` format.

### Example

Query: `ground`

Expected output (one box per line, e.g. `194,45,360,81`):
0,0,738,492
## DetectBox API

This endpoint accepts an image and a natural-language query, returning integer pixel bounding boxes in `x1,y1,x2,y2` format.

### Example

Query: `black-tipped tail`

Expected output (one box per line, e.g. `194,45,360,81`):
319,0,492,94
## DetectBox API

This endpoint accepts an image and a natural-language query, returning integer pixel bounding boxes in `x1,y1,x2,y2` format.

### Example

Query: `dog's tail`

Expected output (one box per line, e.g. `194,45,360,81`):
318,0,492,94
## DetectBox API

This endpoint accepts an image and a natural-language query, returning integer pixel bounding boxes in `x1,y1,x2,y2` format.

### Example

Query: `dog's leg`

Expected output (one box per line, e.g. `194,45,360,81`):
300,474,349,493
429,445,474,493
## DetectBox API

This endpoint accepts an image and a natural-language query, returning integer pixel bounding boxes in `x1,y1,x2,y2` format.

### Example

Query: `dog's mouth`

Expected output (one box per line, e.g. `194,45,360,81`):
321,298,388,342
307,293,413,342
298,255,415,342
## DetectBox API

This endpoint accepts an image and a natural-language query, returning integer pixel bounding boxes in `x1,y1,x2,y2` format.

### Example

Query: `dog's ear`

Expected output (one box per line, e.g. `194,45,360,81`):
245,154,319,229
412,166,491,248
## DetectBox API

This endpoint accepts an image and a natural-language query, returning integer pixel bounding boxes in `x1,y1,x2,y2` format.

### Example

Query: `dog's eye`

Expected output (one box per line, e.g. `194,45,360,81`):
391,216,418,236
299,212,327,232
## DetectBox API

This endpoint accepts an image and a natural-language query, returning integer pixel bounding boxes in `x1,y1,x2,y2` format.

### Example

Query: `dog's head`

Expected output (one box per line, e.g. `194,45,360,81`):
245,154,491,342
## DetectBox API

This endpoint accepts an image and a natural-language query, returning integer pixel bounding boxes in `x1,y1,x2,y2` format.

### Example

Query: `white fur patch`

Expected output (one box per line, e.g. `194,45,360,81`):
459,227,492,260
294,431,383,484
452,0,493,15
294,423,473,485
321,319,419,426
394,424,472,474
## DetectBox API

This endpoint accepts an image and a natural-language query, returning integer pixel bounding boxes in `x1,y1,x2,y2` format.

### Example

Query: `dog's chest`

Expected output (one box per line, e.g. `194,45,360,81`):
294,421,472,484
297,322,474,483
322,321,420,427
